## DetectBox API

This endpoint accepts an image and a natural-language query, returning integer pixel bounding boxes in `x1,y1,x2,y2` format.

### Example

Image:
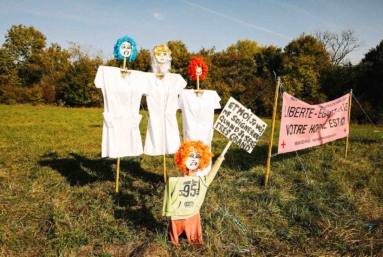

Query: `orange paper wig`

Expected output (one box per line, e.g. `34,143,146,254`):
174,140,214,176
188,57,208,81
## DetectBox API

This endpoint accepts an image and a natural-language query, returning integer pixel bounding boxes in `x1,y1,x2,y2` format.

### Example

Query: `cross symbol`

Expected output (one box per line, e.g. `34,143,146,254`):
281,141,286,148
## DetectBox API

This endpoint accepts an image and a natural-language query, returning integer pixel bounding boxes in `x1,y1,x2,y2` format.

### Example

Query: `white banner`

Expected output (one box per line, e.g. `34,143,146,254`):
214,97,267,153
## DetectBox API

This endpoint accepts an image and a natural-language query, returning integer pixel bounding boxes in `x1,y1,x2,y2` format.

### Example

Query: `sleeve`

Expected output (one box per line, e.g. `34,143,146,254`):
142,72,150,96
162,178,177,217
203,155,225,187
94,66,104,89
177,74,187,91
178,90,185,110
213,91,221,110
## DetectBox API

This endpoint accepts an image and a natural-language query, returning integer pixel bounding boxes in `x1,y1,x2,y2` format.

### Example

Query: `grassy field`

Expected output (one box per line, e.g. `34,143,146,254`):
0,104,382,256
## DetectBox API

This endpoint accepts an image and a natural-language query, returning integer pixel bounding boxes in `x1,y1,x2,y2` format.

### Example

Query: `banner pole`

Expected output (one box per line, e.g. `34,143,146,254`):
345,89,353,158
265,78,281,186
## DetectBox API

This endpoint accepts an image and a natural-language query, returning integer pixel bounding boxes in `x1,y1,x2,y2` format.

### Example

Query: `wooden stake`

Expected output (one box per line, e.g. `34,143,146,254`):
121,58,127,79
115,57,127,193
196,74,201,97
265,78,281,186
345,90,353,158
163,154,167,183
116,157,120,193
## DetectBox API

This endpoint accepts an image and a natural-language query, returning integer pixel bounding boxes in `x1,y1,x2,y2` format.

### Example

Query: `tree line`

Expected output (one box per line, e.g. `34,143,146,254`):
1,24,382,124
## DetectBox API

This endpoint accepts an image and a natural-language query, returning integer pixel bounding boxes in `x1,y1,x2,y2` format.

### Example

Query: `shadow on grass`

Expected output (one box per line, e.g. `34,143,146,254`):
119,158,163,184
113,159,166,234
38,152,115,186
39,151,167,234
349,137,381,144
113,191,167,235
38,152,164,188
222,143,300,171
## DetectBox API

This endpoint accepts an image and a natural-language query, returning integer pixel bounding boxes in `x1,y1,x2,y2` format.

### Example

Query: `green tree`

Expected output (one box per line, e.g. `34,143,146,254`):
0,48,22,104
2,24,47,87
208,40,261,108
130,48,151,72
167,40,191,79
226,39,260,58
255,45,283,79
59,42,103,107
38,43,71,104
353,40,383,123
281,34,331,103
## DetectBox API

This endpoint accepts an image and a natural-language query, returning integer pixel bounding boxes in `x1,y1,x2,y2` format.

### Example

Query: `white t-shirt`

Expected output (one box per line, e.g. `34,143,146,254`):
94,66,148,158
178,89,221,176
144,73,187,156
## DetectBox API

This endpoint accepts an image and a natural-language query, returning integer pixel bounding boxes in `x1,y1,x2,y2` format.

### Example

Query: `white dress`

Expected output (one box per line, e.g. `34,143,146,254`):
94,66,148,158
144,73,187,156
178,89,221,176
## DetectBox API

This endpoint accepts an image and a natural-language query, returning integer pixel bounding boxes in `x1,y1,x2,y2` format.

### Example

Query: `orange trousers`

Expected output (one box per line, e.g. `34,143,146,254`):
169,212,203,246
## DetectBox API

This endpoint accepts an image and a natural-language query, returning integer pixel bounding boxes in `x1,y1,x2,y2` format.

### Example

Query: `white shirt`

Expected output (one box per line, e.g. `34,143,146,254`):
94,66,148,158
178,89,221,176
144,73,187,155
179,89,221,145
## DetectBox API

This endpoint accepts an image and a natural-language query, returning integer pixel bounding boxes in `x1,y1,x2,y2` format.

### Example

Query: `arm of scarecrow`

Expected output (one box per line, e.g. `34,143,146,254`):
205,141,232,186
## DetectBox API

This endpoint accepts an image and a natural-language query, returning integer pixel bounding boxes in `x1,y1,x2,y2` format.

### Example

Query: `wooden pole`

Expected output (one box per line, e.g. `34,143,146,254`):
116,57,127,193
163,154,167,183
209,141,232,175
345,90,353,158
264,78,281,186
196,74,200,97
122,58,127,79
116,157,120,193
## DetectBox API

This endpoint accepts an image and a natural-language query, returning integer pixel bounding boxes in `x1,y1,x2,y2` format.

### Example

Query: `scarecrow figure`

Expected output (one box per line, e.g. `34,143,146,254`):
162,140,222,245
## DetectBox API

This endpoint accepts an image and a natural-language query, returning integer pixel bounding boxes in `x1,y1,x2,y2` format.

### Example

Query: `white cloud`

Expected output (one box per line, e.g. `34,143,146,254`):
153,12,164,20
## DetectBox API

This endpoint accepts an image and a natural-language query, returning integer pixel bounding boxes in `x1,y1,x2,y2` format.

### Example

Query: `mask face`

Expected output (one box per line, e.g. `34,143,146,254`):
196,66,202,76
120,41,132,58
155,51,169,64
185,150,201,170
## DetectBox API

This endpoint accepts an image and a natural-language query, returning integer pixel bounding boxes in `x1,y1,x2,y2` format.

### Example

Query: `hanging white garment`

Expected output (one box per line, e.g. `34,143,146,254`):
144,73,187,156
94,66,148,158
178,89,221,176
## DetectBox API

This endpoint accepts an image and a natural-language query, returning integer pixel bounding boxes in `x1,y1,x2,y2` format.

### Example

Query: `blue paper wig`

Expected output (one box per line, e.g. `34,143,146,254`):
113,36,137,61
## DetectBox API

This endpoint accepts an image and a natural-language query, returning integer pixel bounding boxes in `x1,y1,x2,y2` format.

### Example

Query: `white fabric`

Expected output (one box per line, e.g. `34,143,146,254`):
94,66,148,158
144,73,187,155
178,89,221,176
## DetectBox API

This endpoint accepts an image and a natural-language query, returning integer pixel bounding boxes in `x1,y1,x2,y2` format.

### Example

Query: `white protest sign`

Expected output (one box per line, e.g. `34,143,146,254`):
214,97,267,153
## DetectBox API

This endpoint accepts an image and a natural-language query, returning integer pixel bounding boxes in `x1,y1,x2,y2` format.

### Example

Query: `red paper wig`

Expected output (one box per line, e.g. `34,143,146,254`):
188,57,208,81
174,140,214,176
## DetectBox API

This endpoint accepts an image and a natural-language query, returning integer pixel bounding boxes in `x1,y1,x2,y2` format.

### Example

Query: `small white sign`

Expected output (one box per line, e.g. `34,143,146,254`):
214,97,267,153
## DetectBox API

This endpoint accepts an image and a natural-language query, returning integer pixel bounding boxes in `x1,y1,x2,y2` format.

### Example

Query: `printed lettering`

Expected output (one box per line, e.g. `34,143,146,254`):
286,124,307,135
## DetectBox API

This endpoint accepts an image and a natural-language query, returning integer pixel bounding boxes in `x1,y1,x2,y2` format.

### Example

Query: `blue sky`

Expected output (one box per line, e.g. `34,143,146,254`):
0,0,382,64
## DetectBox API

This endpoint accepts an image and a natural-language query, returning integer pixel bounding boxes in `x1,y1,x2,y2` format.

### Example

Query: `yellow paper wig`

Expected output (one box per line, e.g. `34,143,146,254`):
151,44,172,73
